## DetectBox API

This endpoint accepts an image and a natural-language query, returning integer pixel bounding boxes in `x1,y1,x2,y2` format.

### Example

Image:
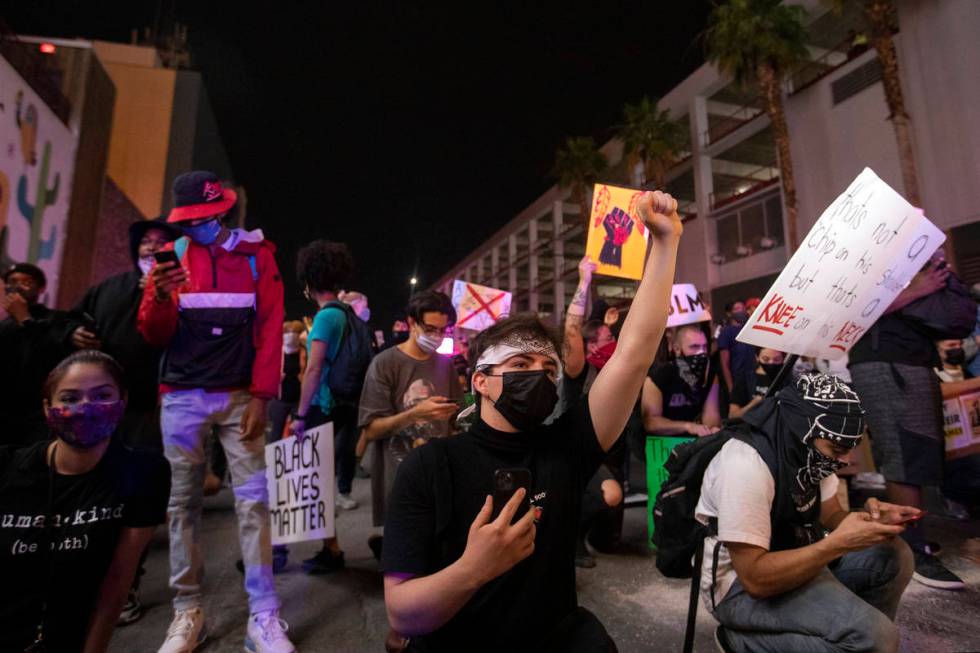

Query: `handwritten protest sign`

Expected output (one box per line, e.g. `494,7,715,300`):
265,424,334,545
736,168,945,359
667,283,711,328
585,183,650,281
452,280,512,333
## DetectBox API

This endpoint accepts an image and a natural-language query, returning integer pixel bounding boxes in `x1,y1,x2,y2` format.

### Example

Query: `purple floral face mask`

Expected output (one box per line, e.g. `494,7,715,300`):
46,401,125,449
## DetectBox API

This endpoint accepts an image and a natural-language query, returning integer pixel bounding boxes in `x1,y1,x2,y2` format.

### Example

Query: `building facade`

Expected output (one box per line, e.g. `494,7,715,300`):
431,0,980,325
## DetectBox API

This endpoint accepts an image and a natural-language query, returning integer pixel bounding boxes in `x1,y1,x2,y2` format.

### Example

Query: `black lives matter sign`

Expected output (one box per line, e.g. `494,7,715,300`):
265,424,334,544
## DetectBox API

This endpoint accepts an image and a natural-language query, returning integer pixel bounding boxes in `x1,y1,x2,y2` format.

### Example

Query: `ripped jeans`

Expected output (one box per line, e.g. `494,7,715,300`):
162,389,280,614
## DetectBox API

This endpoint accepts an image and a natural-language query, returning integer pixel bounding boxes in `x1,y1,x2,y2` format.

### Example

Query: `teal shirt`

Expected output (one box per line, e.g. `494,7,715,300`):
308,305,346,414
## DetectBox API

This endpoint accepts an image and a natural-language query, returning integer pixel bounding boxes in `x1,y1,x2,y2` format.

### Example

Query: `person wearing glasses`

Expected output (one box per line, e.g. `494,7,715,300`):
356,290,463,560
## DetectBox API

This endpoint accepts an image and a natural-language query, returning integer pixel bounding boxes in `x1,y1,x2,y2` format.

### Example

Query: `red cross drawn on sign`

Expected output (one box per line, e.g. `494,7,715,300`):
457,283,508,327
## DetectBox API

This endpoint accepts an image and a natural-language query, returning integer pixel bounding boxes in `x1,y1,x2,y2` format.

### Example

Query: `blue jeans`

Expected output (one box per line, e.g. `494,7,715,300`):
162,389,280,614
715,539,913,653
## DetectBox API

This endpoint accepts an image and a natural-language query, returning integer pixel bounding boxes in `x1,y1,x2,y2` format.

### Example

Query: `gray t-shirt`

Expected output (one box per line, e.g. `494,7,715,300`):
358,346,462,526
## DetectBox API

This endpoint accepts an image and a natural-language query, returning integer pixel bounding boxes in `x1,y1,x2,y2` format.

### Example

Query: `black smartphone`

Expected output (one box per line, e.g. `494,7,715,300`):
491,468,532,523
80,311,99,337
153,250,181,267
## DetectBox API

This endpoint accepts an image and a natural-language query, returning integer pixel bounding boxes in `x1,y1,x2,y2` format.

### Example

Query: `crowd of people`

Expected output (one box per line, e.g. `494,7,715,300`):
0,168,976,653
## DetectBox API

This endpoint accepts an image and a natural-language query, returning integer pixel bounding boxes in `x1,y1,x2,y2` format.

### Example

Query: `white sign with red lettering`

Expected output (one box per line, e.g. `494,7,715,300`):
736,168,945,359
666,283,712,327
452,280,512,333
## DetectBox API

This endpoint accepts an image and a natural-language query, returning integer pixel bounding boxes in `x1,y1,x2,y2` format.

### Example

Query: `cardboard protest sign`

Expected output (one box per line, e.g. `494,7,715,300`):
265,424,334,545
452,280,512,333
942,398,970,454
585,183,650,281
667,283,711,328
736,168,945,359
953,392,980,459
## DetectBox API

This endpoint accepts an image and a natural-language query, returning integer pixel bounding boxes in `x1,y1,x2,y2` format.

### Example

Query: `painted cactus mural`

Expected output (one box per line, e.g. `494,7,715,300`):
17,141,60,262
1,56,76,301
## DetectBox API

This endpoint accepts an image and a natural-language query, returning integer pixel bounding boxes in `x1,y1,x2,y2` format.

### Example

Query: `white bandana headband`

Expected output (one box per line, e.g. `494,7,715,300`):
474,335,563,381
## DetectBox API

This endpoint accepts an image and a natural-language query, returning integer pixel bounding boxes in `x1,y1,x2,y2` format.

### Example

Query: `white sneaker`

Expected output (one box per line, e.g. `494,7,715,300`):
245,610,296,653
158,607,206,653
336,492,359,510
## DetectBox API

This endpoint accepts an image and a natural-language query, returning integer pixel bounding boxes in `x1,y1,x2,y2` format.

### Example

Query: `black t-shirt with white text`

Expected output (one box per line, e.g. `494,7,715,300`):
0,439,170,651
730,371,772,408
381,399,605,652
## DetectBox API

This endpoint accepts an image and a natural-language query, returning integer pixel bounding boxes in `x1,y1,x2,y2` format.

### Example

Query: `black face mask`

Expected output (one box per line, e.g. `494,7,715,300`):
761,362,783,380
391,331,410,345
680,353,709,384
489,370,558,432
945,347,966,367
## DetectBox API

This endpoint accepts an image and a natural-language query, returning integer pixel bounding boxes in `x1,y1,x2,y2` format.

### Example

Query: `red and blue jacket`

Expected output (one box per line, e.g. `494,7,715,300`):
138,229,284,399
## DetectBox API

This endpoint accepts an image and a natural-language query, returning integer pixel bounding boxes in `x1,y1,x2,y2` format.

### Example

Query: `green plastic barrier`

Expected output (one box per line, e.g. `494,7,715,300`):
646,435,693,548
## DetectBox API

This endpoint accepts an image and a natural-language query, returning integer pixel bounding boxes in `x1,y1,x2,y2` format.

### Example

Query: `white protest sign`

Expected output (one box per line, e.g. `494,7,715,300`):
736,168,945,359
667,283,711,327
452,279,512,333
265,423,334,545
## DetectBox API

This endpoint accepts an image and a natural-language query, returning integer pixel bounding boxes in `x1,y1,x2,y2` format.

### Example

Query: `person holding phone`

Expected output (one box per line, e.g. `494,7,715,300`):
698,374,916,652
381,191,682,652
67,217,178,625
0,263,76,446
139,171,293,653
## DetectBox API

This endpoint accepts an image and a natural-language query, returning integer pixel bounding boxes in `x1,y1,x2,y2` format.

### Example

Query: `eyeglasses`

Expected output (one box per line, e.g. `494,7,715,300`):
418,323,451,337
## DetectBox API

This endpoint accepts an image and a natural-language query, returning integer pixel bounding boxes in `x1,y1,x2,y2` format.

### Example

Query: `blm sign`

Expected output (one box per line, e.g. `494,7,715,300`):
265,424,335,545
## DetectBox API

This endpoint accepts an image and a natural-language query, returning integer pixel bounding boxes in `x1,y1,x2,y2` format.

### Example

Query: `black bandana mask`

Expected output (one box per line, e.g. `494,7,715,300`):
744,373,865,511
489,370,559,432
679,353,708,387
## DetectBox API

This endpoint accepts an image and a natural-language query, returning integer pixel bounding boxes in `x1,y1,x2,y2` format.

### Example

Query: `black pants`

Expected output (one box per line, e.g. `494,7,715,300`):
308,403,358,495
543,607,618,653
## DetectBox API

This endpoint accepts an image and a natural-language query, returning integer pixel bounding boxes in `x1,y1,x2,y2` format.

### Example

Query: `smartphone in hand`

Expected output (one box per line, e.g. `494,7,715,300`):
491,468,532,524
153,250,181,268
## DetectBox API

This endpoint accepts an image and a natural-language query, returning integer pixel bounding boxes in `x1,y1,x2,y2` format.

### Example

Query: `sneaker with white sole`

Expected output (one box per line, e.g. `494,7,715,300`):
117,588,143,626
245,610,296,653
912,548,965,590
336,492,359,510
158,607,206,653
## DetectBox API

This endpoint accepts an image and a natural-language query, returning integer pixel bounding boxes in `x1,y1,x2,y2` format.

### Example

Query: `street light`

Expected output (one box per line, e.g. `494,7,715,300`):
410,277,418,286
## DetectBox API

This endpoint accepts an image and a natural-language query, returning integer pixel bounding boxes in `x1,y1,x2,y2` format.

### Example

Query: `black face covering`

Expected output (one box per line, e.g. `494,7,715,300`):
761,362,783,380
391,331,410,345
489,370,559,432
945,347,966,367
680,353,709,385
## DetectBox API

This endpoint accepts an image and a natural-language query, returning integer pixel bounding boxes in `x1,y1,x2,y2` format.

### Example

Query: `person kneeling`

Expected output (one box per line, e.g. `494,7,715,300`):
700,374,915,653
381,192,683,652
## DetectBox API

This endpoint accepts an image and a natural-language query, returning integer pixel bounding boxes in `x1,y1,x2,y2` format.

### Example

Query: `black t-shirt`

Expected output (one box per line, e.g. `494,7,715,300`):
382,398,605,652
730,371,772,408
848,313,938,368
648,361,717,424
0,439,170,651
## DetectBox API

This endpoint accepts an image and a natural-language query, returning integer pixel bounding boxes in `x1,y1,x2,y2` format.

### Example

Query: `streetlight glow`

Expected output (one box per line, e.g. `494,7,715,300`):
410,277,418,285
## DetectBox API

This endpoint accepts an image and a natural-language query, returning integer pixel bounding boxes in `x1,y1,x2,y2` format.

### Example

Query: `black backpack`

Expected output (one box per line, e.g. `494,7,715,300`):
323,301,374,404
901,271,978,340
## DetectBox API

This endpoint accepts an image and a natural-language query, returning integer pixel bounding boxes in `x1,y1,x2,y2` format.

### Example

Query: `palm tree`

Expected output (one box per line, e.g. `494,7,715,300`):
836,0,920,205
704,0,809,250
552,136,608,224
617,96,687,188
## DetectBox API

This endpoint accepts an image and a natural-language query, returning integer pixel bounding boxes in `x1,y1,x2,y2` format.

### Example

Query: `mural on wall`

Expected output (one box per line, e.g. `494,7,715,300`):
1,59,76,301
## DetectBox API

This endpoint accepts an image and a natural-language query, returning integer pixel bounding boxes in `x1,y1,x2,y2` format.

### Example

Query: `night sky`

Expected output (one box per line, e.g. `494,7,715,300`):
6,1,712,328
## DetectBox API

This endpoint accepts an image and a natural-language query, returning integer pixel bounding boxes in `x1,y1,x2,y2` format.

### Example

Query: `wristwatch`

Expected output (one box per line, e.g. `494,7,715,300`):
291,411,306,421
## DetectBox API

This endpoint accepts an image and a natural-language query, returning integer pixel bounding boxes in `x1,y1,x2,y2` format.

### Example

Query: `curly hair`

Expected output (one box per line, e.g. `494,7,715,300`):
406,290,457,326
296,240,354,293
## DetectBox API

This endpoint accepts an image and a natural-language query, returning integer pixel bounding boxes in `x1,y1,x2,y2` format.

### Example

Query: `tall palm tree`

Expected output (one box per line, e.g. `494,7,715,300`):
704,0,809,250
617,96,686,188
837,0,920,205
552,136,608,224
